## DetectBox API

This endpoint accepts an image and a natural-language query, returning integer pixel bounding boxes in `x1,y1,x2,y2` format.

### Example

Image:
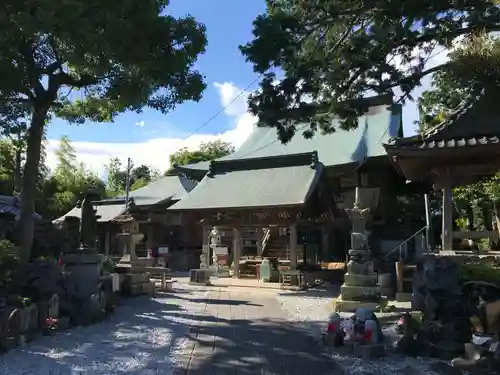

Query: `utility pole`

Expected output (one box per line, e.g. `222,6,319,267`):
124,157,133,213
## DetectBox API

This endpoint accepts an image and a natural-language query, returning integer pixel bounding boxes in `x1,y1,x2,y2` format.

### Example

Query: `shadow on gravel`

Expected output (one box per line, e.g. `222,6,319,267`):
179,316,338,375
175,296,263,306
278,284,341,299
0,297,190,375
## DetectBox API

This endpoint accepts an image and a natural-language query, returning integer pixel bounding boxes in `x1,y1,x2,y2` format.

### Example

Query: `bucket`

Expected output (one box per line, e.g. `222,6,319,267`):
378,273,393,298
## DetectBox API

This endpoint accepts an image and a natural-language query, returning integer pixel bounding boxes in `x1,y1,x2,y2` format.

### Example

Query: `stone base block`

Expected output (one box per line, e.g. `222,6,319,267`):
396,292,412,302
189,269,211,285
124,273,150,284
340,284,380,301
333,298,380,313
127,283,149,296
344,273,378,287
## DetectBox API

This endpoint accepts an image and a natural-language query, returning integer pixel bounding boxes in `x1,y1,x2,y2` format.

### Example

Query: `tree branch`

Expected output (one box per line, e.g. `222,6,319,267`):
376,63,450,92
21,43,46,98
46,37,63,75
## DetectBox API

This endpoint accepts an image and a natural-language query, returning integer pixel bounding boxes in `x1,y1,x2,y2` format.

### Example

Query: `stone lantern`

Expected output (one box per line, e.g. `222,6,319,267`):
116,214,144,266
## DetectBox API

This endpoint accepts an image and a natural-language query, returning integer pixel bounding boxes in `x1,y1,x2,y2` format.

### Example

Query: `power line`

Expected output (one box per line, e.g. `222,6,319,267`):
184,24,330,140
185,74,263,138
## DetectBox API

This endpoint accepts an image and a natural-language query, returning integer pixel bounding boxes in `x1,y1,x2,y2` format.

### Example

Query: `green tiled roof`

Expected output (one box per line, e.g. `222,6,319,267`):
176,101,402,173
169,152,322,211
54,203,126,223
385,99,500,150
54,175,196,223
130,174,196,206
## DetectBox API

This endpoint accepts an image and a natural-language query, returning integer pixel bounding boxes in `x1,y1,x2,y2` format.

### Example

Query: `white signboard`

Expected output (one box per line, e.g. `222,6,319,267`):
214,246,228,255
158,246,169,255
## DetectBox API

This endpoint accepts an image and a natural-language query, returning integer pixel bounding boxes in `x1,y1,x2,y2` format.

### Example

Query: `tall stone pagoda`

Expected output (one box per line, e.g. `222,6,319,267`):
335,187,381,312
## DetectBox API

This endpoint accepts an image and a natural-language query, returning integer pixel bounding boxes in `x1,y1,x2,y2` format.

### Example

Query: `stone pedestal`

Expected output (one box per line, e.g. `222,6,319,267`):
115,217,152,296
335,188,380,312
60,252,105,324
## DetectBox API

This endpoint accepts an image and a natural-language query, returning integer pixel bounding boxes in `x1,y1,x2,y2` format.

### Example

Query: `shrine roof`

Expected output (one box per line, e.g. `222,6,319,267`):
176,96,402,175
384,100,500,151
168,152,322,211
54,175,196,223
130,174,196,206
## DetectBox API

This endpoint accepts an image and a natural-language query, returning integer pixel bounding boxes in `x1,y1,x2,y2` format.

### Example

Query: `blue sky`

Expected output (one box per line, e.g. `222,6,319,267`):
45,0,437,176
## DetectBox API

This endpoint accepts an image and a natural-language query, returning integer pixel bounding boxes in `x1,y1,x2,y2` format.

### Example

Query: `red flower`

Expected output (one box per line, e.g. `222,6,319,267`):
45,318,58,326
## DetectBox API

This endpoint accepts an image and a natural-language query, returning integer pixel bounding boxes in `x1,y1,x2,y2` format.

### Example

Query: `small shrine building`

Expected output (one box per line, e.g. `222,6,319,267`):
55,175,199,262
384,101,500,251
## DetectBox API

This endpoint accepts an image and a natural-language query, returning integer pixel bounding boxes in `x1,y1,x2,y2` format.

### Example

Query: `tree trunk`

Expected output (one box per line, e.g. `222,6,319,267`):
14,143,22,194
494,201,500,240
17,105,48,262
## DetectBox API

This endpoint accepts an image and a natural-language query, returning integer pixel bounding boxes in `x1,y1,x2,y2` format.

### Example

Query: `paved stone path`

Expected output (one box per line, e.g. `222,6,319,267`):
171,285,339,375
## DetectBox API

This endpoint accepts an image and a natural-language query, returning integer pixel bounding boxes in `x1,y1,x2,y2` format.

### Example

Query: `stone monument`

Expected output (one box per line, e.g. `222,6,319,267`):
60,194,105,325
79,196,98,250
115,214,153,296
190,227,215,285
335,188,381,312
209,227,230,277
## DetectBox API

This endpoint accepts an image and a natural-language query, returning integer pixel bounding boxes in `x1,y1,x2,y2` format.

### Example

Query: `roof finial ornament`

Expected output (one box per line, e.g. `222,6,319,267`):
310,150,319,168
207,160,215,177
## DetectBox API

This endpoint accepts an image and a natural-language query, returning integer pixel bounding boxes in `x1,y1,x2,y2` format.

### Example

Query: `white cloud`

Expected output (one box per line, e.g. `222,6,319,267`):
135,120,145,127
213,82,249,117
45,81,256,178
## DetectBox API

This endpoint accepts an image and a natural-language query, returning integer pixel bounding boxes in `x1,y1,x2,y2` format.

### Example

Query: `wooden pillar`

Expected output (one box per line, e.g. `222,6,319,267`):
146,224,154,250
233,228,241,278
442,176,453,251
289,223,297,269
256,228,263,255
321,226,329,261
104,232,110,256
201,225,210,268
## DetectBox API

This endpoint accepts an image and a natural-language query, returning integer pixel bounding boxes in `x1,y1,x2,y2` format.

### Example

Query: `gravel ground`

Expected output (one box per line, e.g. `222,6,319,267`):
0,290,211,375
275,287,453,375
0,284,461,375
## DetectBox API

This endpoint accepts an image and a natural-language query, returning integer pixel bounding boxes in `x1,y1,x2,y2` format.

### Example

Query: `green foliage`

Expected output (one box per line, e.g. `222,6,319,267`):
0,140,16,194
167,140,235,173
105,160,159,196
0,0,208,259
460,262,500,284
105,158,127,197
102,258,115,274
240,0,500,142
419,35,500,131
455,217,469,232
37,136,106,219
0,239,20,289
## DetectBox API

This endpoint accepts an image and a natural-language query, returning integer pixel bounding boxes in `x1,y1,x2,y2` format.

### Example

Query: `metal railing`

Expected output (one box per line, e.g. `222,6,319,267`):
379,225,428,261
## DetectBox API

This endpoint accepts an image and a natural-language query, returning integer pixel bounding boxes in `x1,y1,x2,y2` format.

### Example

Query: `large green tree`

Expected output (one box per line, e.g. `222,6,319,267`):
240,0,500,142
1,1,207,260
41,136,105,219
168,140,235,171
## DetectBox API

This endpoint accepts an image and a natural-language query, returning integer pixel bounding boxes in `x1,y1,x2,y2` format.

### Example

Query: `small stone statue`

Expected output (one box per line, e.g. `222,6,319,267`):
324,312,344,347
79,196,97,249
